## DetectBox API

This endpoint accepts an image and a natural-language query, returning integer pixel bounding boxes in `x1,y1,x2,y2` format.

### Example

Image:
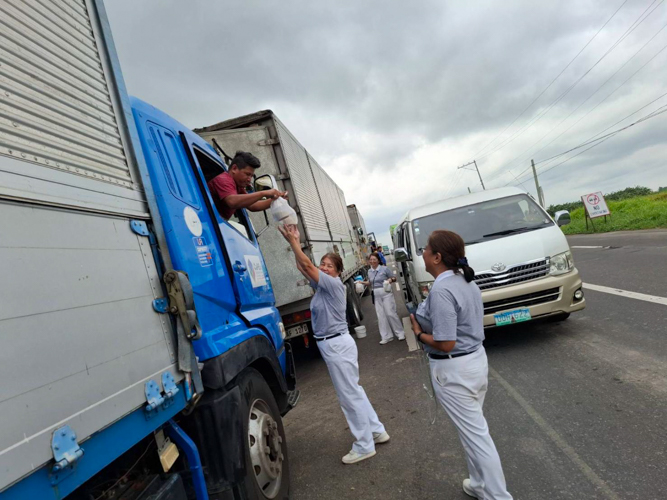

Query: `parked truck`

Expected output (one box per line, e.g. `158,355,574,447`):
347,204,372,263
0,2,296,499
194,112,367,348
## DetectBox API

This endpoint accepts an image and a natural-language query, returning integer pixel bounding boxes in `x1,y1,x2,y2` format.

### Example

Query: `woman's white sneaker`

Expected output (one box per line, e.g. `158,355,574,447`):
379,338,394,345
342,449,377,464
373,431,390,444
462,478,481,498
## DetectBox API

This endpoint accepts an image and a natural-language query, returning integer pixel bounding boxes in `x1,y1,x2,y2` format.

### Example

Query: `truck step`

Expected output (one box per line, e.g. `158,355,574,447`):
287,389,301,408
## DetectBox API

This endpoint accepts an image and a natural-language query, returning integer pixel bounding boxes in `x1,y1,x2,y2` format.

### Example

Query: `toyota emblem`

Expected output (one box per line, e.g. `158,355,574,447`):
491,263,506,272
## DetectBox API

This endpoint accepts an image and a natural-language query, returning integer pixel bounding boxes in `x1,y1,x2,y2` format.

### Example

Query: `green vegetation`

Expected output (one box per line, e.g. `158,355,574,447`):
559,191,667,235
547,186,653,215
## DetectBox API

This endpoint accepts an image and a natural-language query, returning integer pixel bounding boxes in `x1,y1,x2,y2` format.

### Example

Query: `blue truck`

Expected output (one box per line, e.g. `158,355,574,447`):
0,1,296,499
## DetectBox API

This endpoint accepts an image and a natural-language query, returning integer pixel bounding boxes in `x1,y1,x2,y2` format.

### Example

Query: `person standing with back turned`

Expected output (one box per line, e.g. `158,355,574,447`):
411,230,512,500
278,224,390,464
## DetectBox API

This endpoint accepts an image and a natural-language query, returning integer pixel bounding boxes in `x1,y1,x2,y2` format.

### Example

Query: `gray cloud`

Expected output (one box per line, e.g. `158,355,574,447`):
106,0,667,244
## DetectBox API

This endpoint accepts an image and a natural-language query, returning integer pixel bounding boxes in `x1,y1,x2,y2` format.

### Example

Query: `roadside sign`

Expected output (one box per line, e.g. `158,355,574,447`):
581,191,611,219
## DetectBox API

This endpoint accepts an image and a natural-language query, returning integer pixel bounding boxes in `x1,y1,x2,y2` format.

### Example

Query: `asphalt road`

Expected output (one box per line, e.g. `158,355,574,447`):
283,230,667,500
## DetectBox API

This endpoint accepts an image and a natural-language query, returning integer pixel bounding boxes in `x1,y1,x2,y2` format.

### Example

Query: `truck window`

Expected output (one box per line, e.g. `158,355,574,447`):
149,124,200,209
193,148,254,242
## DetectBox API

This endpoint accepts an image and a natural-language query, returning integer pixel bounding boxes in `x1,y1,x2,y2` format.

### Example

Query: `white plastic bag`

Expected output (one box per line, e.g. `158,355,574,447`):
383,280,392,293
271,197,298,226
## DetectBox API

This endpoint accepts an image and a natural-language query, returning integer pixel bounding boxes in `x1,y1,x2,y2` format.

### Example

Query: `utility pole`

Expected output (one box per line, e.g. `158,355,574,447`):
457,160,486,191
531,159,544,207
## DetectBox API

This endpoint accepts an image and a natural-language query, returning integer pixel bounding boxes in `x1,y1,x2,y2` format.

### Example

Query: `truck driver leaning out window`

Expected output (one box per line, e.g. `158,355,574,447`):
207,151,288,220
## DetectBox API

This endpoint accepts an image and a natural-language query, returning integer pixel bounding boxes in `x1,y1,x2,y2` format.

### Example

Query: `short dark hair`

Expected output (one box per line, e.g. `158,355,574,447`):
321,252,344,274
369,252,381,262
231,151,261,170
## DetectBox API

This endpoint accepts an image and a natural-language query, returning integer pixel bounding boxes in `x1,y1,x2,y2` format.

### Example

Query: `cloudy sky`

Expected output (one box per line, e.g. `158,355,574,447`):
106,0,667,246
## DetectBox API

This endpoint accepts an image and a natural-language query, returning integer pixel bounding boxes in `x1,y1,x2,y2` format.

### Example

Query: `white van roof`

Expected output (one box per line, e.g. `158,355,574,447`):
397,187,529,224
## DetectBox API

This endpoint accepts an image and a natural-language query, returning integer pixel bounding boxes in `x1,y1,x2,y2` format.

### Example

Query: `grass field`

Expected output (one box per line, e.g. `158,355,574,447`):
560,192,667,235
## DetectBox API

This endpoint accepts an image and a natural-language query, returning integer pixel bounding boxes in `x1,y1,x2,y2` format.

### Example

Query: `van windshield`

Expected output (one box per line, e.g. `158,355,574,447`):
412,194,553,254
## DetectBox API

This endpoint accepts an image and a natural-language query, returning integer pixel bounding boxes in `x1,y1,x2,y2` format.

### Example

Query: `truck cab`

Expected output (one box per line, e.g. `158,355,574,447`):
0,2,295,499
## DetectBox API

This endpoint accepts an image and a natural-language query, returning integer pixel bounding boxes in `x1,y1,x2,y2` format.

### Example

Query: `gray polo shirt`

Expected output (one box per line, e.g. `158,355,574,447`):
309,271,348,338
368,265,394,289
415,270,485,356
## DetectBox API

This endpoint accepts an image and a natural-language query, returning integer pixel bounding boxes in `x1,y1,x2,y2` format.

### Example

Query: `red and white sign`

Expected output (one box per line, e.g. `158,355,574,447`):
581,191,611,218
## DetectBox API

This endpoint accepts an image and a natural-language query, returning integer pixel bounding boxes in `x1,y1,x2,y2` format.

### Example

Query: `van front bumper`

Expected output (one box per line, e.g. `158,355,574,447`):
482,268,586,327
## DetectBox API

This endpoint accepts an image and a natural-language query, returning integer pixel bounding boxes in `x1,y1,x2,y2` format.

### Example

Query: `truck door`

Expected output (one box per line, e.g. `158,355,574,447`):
183,142,275,313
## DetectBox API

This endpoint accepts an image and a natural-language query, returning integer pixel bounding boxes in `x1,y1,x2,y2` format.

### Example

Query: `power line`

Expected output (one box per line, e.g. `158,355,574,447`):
467,0,629,161
477,0,664,163
508,104,667,184
490,23,667,182
533,102,667,167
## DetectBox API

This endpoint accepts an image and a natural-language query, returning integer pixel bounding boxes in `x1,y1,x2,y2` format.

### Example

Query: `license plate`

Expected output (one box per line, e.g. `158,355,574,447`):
494,308,532,326
287,324,308,338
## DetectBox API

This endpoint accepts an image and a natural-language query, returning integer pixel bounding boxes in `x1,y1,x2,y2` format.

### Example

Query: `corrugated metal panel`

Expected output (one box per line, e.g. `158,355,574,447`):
307,153,350,241
0,0,134,188
336,185,355,235
274,118,331,241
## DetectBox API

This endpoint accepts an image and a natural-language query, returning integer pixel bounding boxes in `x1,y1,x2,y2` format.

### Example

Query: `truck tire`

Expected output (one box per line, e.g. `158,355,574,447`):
346,282,363,327
237,368,290,500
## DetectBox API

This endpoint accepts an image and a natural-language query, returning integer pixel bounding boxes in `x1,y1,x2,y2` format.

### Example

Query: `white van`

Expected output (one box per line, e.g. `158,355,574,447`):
393,187,585,327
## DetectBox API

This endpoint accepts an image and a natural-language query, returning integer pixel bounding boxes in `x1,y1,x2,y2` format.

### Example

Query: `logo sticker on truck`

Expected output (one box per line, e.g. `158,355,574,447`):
193,237,213,267
245,255,267,288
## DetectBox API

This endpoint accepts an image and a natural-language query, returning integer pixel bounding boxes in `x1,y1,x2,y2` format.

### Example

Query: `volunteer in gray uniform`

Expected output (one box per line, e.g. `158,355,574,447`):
361,253,405,344
411,230,512,500
278,224,389,464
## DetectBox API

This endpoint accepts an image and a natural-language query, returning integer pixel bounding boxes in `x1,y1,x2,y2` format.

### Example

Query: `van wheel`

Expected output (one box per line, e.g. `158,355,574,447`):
549,312,570,322
238,369,290,500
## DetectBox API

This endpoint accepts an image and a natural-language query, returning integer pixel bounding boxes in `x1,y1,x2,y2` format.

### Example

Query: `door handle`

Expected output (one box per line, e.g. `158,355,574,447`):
233,261,247,273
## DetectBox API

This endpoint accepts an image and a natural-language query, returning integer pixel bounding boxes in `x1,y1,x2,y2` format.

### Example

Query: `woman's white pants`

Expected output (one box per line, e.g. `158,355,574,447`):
373,287,405,342
318,333,386,454
430,347,513,500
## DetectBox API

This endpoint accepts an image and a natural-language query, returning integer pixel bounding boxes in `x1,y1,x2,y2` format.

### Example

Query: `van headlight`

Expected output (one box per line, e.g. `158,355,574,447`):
549,251,574,275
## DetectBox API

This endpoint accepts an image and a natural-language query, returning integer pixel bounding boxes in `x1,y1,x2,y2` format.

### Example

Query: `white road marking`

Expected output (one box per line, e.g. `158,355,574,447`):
571,245,605,249
584,283,667,306
489,367,621,500
395,282,400,291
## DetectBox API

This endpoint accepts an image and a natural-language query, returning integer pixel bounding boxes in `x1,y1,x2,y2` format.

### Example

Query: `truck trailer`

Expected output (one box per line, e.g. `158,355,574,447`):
0,2,296,499
194,112,367,347
347,203,372,263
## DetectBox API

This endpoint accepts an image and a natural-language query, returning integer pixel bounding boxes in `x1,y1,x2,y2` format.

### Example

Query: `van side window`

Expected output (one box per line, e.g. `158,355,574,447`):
193,148,255,242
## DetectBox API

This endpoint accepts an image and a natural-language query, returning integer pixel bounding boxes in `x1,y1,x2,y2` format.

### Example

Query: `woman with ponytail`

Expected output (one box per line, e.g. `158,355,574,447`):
410,230,512,500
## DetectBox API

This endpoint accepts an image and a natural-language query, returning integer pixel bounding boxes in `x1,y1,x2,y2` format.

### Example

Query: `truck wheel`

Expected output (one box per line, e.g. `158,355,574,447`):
346,282,363,327
238,368,290,500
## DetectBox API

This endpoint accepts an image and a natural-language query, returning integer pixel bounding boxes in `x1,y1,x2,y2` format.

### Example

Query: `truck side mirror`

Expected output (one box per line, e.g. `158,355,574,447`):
554,210,571,227
394,247,410,262
254,174,278,192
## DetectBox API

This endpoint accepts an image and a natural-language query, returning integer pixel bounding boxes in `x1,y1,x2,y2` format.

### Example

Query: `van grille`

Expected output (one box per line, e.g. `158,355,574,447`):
474,259,549,291
484,287,560,315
